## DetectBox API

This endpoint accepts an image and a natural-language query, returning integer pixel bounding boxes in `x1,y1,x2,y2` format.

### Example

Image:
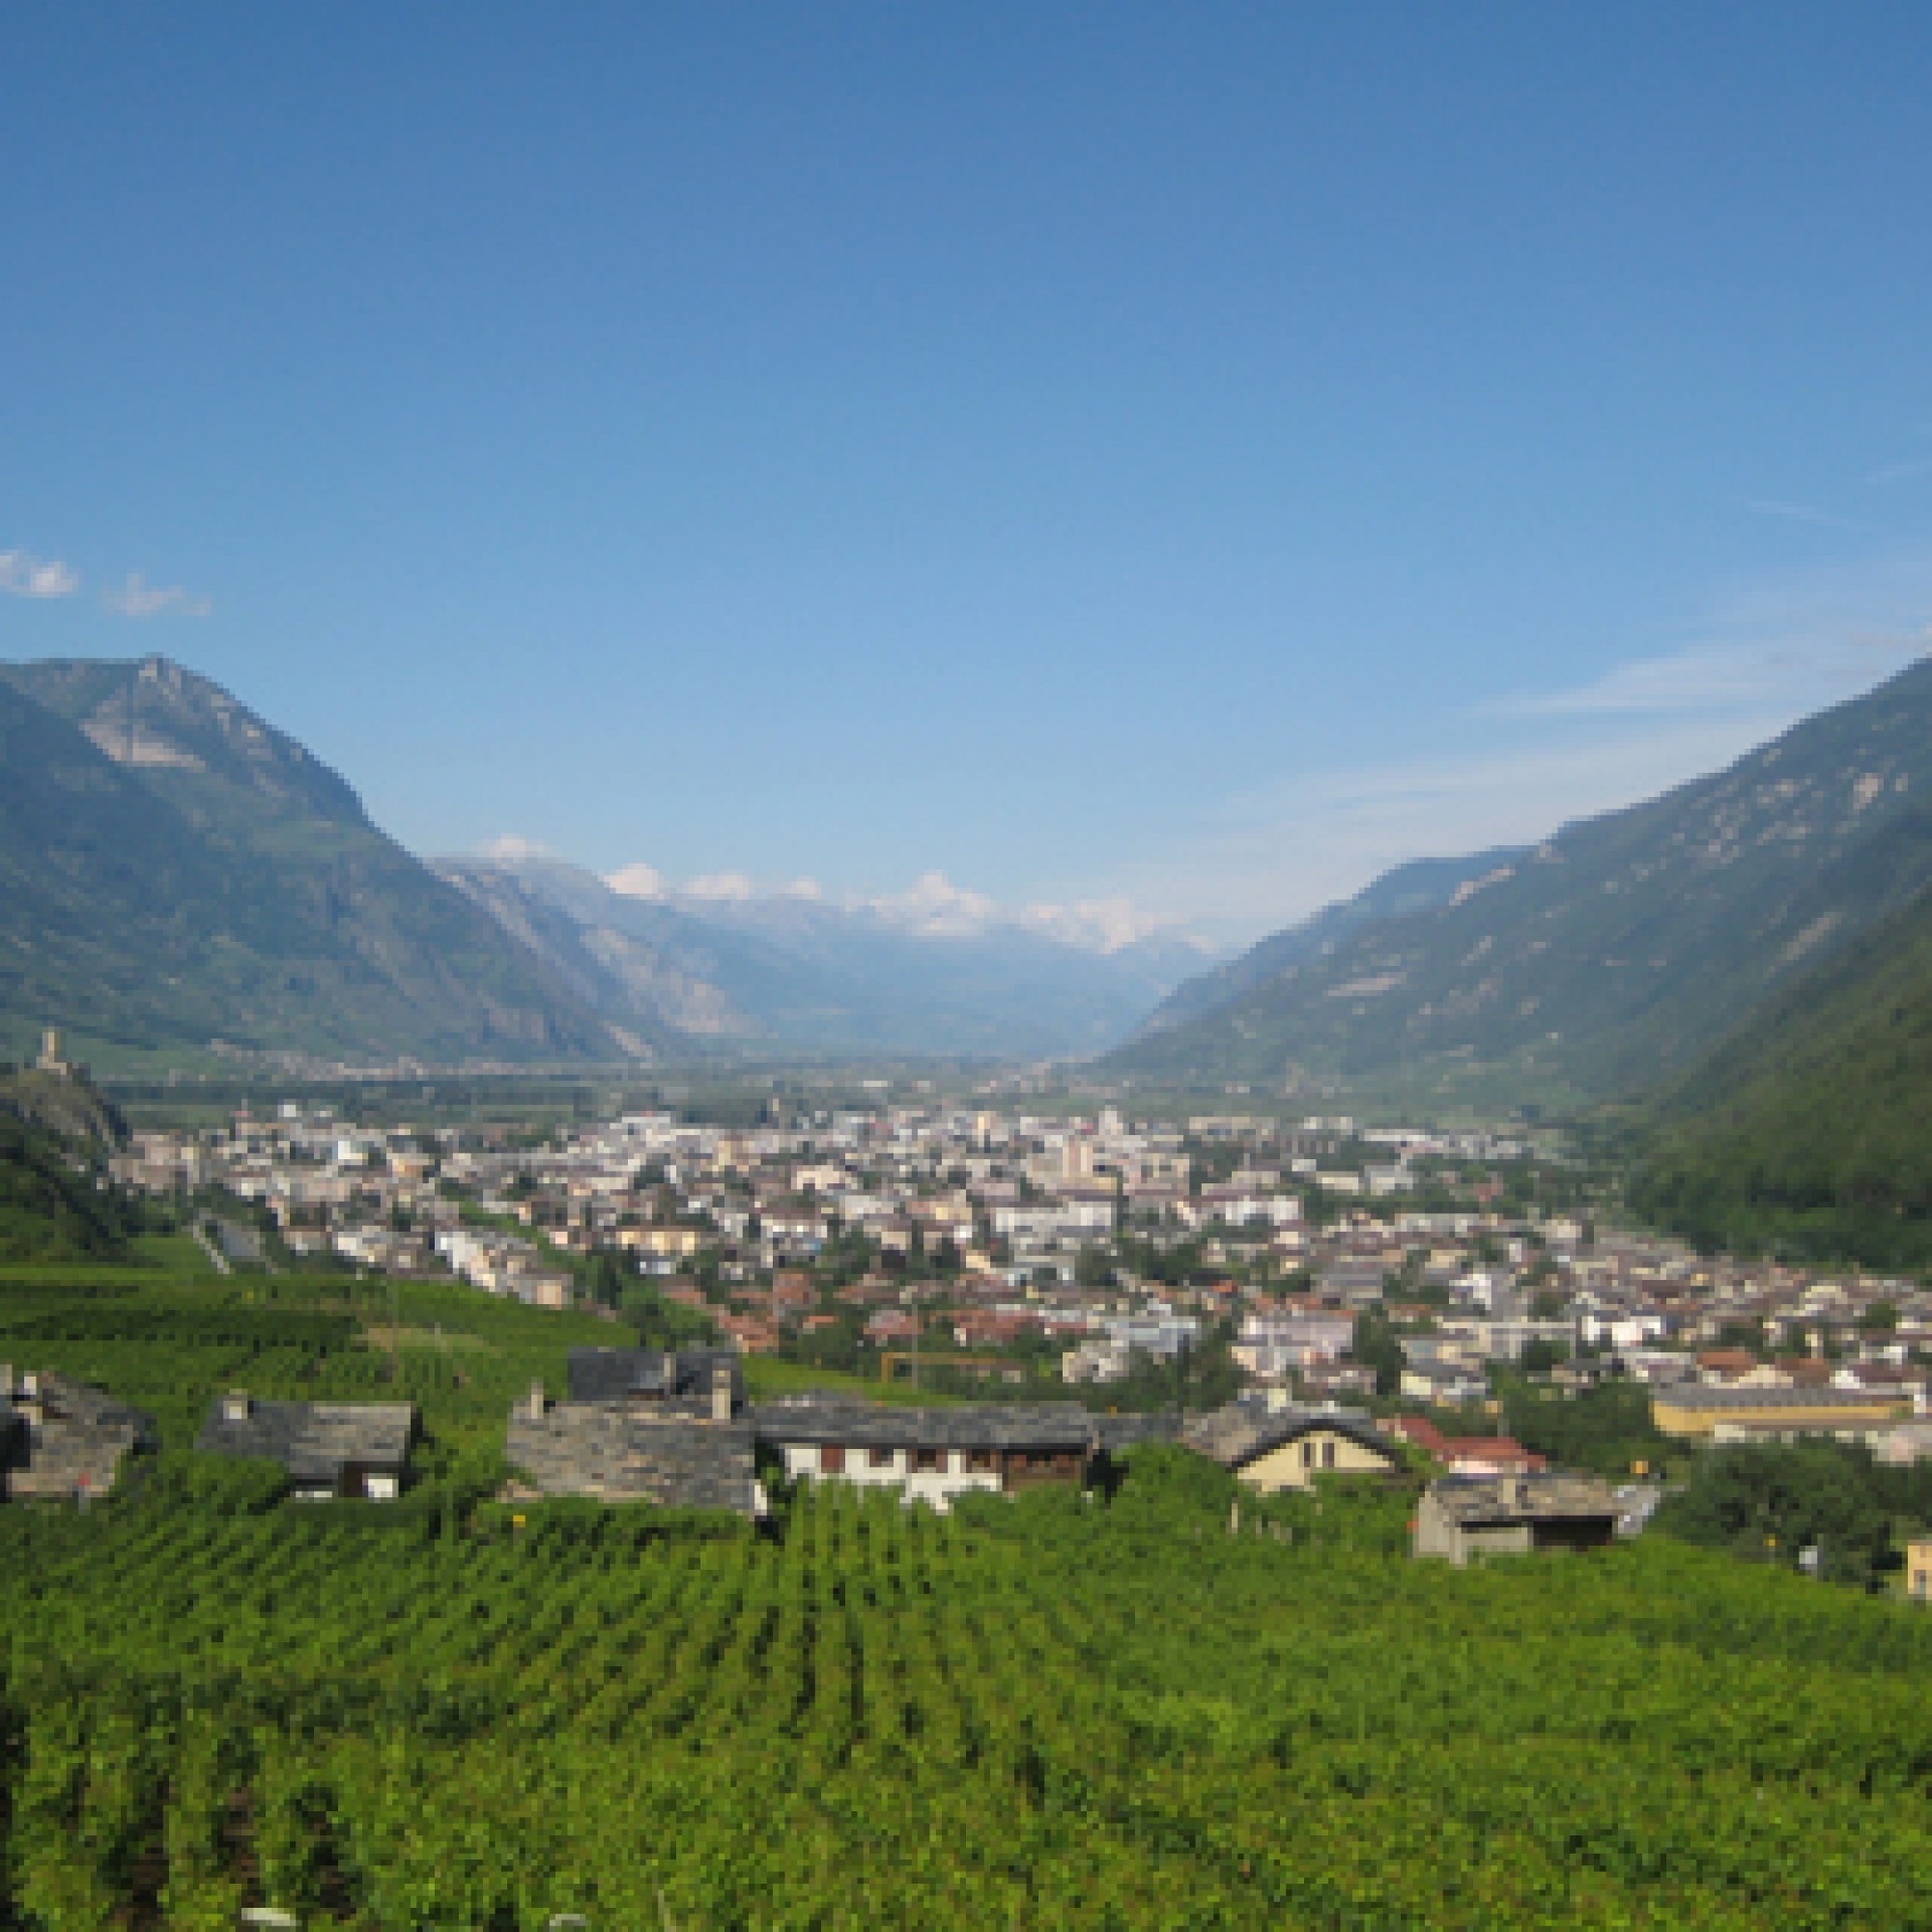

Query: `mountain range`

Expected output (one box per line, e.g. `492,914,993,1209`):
435,848,1210,1060
1113,656,1932,1106
0,655,1213,1067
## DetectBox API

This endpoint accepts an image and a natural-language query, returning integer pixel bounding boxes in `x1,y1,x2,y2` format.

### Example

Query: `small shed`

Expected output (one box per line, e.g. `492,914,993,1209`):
197,1392,417,1500
1413,1471,1619,1566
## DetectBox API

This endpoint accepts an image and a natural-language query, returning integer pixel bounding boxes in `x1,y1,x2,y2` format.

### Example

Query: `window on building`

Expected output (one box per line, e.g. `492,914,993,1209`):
914,1446,941,1473
1322,1439,1336,1469
868,1445,894,1468
1300,1441,1314,1469
967,1448,997,1473
820,1442,845,1475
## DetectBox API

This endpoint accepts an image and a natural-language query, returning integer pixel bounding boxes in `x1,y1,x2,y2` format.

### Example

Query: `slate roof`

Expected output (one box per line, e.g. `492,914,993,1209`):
1180,1403,1397,1471
197,1398,416,1484
1660,1384,1911,1410
567,1347,743,1411
3,1373,157,1501
748,1400,1098,1453
1423,1471,1619,1527
507,1405,760,1515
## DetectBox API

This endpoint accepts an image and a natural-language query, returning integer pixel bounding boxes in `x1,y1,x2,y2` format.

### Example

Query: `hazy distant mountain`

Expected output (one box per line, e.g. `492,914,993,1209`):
442,849,1218,1060
0,656,625,1065
1137,847,1528,1037
1105,657,1932,1099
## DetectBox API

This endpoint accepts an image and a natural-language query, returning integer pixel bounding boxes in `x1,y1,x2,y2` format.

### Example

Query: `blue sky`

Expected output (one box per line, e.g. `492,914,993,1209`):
5,5,1932,944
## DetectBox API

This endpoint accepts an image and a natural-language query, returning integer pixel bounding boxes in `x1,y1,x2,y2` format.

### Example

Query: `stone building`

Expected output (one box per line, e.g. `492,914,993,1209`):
1413,1471,1619,1567
1,1367,156,1501
197,1392,417,1500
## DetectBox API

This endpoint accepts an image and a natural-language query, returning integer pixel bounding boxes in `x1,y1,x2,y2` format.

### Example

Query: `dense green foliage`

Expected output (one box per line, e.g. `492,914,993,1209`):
0,1116,139,1264
1632,869,1932,1268
1500,1379,1676,1481
7,1448,1932,1925
1653,1437,1932,1590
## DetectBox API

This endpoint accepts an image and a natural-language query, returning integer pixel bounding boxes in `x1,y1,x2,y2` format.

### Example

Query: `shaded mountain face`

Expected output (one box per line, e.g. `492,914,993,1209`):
1632,859,1932,1269
1106,656,1932,1099
0,657,622,1065
442,851,1215,1060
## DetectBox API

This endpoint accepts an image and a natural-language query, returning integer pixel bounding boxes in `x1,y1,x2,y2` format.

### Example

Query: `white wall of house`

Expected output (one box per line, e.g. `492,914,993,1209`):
774,1439,1005,1512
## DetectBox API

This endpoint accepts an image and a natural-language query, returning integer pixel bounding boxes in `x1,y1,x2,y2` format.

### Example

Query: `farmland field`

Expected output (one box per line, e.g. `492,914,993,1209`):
4,1263,1932,1926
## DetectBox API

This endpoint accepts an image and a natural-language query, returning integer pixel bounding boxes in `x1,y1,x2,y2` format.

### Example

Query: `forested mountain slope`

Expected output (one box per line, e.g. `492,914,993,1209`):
1631,859,1932,1269
1106,657,1932,1099
0,657,624,1066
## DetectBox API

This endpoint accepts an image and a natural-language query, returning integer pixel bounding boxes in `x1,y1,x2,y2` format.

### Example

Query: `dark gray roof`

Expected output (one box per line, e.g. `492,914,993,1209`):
1181,1403,1397,1471
1659,1384,1911,1410
1091,1413,1182,1453
568,1347,742,1408
197,1398,416,1483
750,1400,1098,1453
508,1406,759,1515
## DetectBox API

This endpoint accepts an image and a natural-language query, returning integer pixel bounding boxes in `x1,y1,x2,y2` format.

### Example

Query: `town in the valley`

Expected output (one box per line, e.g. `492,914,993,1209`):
8,1077,1920,1582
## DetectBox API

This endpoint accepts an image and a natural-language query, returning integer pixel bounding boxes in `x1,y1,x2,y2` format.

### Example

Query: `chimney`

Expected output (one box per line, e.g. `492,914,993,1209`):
526,1379,547,1421
711,1361,734,1422
222,1390,252,1424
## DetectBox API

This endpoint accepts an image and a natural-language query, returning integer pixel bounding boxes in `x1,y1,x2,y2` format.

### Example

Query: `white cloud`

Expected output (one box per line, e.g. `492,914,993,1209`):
683,870,757,901
105,572,213,619
0,549,79,598
780,876,824,900
1022,896,1163,953
484,834,555,863
604,861,667,900
863,870,1001,937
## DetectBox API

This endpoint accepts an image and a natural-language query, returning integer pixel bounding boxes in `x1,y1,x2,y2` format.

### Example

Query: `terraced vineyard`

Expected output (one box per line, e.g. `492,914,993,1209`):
6,1457,1932,1928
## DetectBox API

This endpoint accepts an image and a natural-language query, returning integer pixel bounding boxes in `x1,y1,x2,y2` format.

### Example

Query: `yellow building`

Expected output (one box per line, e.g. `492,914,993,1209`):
1180,1404,1401,1492
1907,1540,1932,1605
1651,1385,1911,1441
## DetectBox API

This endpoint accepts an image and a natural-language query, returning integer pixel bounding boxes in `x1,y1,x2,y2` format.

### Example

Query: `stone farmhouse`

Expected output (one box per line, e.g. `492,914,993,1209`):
507,1348,1130,1517
1,1367,156,1502
506,1348,761,1515
753,1400,1100,1512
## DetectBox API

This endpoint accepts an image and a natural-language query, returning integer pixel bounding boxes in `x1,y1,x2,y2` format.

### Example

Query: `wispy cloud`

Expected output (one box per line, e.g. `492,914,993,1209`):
1115,553,1932,938
1482,643,1794,719
1867,454,1932,487
1745,497,1864,532
0,549,80,598
104,572,213,619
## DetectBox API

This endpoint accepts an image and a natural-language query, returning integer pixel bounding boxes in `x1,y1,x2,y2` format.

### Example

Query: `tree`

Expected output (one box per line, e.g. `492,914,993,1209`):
1653,1439,1894,1589
1352,1308,1406,1398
